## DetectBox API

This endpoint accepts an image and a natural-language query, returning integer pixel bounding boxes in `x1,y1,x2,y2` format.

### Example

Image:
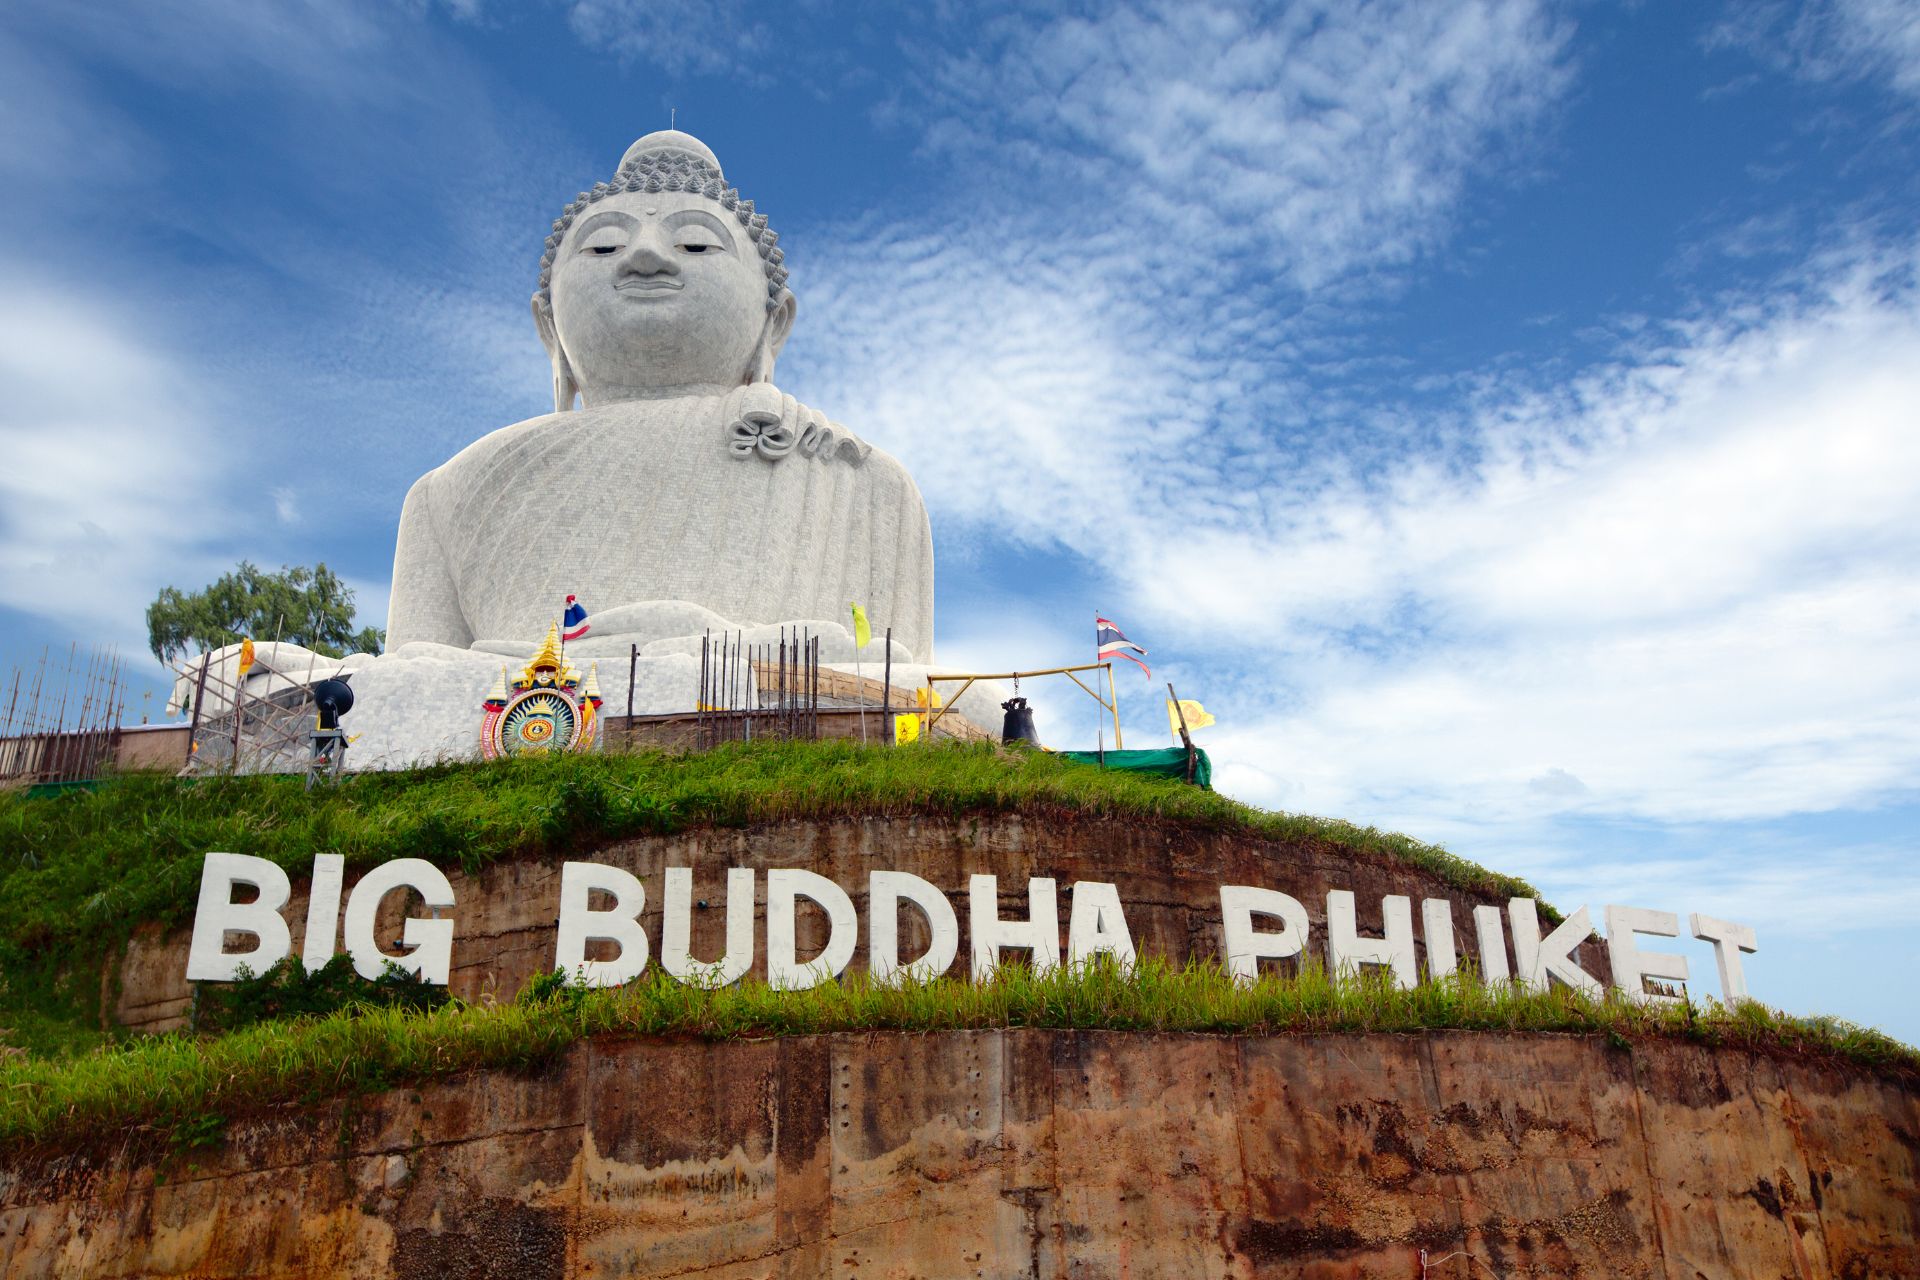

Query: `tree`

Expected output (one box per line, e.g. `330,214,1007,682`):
146,562,384,665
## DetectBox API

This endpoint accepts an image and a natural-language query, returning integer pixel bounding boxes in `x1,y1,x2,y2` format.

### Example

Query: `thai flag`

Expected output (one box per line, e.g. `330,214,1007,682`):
1096,616,1149,677
562,595,591,641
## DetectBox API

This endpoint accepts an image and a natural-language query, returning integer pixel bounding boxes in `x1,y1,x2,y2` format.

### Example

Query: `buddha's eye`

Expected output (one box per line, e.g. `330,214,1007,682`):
676,228,725,255
579,227,628,256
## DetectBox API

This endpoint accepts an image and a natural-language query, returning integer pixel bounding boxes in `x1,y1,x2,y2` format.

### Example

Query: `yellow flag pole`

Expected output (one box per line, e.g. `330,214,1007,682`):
1108,661,1124,749
1166,682,1196,785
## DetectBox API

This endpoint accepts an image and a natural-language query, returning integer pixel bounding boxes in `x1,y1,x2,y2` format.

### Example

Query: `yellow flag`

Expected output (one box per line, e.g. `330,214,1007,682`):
237,637,255,679
914,685,943,709
894,713,921,745
1166,698,1215,735
849,601,871,649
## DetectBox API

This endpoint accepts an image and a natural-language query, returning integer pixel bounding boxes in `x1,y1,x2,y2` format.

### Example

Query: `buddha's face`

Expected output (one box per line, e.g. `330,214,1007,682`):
546,191,785,399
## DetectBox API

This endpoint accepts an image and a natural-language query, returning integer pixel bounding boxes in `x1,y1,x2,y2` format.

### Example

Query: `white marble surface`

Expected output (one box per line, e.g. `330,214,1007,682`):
386,394,934,665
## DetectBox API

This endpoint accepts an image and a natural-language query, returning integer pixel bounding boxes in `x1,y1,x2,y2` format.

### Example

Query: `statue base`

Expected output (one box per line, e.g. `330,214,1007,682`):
171,618,1004,773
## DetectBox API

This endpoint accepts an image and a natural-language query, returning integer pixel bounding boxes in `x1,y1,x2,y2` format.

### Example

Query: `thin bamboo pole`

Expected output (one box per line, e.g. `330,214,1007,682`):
1167,681,1195,784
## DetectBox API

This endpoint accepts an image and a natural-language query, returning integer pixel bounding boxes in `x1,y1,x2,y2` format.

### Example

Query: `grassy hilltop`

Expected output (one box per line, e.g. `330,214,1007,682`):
0,738,1536,1056
0,741,1911,1157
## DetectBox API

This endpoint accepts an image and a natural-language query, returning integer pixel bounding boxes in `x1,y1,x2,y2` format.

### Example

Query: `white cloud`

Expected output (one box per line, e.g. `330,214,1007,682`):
780,0,1575,546
913,0,1571,286
753,2,1902,842
784,93,1920,837
14,0,398,101
0,274,240,655
1551,840,1920,941
1708,0,1920,99
1145,245,1920,830
563,0,772,79
0,26,148,188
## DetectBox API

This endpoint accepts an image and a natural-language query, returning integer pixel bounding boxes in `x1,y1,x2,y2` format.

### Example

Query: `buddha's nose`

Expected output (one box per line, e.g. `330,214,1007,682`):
619,233,677,276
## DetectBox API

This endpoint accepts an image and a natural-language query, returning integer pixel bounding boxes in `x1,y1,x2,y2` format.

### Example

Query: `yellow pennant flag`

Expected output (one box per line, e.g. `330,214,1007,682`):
1166,698,1215,735
237,637,256,679
894,713,921,745
849,601,872,649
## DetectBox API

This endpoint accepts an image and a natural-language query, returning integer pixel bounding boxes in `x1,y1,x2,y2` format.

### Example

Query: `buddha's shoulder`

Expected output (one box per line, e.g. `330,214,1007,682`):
847,436,917,489
408,395,922,504
415,400,724,489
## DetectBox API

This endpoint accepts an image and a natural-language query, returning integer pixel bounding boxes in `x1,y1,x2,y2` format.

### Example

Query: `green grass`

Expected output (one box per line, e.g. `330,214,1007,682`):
1,959,1912,1158
0,740,1548,1054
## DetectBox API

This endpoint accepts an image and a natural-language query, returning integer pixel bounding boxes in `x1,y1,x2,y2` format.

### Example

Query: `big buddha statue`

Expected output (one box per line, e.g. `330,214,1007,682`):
386,130,935,663
171,131,971,769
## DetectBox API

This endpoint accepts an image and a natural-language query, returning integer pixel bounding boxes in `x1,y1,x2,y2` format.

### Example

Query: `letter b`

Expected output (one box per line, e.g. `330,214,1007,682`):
186,852,294,982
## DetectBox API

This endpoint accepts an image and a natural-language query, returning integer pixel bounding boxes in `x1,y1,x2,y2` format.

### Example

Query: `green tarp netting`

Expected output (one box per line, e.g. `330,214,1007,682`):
1055,746,1211,789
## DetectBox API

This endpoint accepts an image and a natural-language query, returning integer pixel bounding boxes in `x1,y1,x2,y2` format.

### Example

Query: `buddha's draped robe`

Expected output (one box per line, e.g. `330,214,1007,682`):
386,391,935,661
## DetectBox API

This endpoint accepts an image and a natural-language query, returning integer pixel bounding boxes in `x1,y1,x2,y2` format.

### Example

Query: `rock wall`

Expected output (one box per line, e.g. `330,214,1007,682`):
112,813,1601,1034
2,1030,1914,1277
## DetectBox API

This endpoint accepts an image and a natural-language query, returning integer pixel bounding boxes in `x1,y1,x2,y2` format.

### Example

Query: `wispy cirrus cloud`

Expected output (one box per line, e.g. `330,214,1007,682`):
1708,0,1920,98
764,2,1920,851
0,274,240,651
0,0,576,667
784,0,1578,536
1134,239,1920,837
563,0,774,79
909,0,1573,287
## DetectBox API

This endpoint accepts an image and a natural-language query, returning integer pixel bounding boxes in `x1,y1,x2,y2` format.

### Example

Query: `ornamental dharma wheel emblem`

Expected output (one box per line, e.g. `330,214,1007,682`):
480,624,603,760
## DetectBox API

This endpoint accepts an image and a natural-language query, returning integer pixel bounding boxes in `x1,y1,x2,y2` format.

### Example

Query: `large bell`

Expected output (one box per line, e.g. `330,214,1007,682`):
311,676,355,731
1000,696,1041,747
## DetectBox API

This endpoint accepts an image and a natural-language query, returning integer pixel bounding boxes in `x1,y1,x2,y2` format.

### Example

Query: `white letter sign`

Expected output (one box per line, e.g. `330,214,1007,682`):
343,858,456,984
1604,905,1690,1005
1067,881,1137,969
176,848,1766,1005
1508,899,1602,995
186,853,293,982
554,861,651,987
1327,891,1417,990
970,874,1060,979
766,868,858,991
1218,886,1309,982
1690,913,1759,1003
869,870,959,985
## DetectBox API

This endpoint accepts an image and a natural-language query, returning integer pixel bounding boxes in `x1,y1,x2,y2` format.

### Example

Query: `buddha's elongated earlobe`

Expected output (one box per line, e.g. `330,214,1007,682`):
747,332,776,385
746,291,798,385
552,358,580,414
531,295,579,412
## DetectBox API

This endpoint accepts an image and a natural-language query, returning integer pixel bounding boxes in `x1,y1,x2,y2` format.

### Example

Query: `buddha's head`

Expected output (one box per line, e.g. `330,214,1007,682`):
532,131,796,410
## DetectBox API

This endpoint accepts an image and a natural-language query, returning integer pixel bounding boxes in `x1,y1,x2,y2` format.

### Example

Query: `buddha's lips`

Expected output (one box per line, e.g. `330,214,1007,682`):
615,278,683,294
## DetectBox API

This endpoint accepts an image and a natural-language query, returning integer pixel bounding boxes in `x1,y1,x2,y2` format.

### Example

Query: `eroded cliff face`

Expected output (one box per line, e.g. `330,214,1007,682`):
111,812,1602,1035
2,1030,1914,1279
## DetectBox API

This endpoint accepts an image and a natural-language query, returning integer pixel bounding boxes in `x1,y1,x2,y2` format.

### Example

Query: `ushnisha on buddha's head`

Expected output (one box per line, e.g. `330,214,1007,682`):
532,131,797,411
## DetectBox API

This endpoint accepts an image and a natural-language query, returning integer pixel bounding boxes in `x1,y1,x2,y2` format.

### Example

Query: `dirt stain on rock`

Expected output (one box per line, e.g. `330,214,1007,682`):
392,1198,567,1280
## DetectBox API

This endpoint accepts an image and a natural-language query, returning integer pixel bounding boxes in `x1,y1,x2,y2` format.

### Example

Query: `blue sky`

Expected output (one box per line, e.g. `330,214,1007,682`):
2,1,1916,1040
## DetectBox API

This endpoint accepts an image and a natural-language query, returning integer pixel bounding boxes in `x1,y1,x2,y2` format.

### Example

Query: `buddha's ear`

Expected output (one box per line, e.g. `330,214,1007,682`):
531,294,578,413
750,290,798,384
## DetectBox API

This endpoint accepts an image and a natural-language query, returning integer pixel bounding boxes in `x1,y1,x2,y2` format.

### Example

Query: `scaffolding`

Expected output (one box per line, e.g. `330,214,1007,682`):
0,645,129,786
174,648,342,783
